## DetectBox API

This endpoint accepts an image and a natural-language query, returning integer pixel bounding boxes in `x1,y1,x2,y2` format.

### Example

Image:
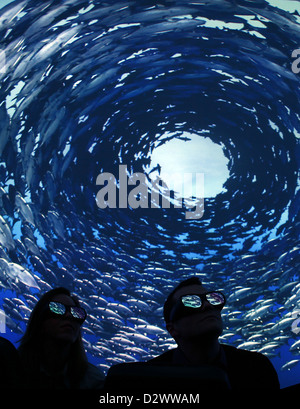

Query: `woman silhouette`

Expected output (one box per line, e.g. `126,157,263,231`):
18,287,104,389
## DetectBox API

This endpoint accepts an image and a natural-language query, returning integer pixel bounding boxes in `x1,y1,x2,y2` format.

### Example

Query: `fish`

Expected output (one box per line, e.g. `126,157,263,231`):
0,1,26,27
281,360,300,372
0,216,15,251
0,257,40,289
106,302,133,317
290,340,300,354
3,314,24,334
15,194,35,226
125,332,156,345
134,324,167,335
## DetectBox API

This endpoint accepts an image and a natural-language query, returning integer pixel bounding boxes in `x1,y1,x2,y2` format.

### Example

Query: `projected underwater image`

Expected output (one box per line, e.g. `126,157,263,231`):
0,0,299,389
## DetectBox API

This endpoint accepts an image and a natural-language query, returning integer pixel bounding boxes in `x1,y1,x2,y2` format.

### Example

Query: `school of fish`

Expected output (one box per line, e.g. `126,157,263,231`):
0,0,299,385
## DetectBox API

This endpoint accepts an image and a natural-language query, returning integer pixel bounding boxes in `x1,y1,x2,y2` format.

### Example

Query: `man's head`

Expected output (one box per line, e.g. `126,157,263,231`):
164,277,225,343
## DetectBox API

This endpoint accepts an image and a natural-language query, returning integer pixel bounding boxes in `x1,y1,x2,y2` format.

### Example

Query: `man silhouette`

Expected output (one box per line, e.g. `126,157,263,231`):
148,276,280,390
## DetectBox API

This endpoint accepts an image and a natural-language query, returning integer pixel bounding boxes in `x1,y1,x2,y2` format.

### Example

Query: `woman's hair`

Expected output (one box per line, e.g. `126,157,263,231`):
18,287,88,388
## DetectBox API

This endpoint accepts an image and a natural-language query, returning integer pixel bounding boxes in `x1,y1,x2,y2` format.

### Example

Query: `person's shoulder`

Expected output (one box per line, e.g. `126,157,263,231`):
80,362,105,389
222,344,269,361
222,343,278,375
147,348,175,364
0,336,18,355
87,362,105,375
222,344,280,389
86,362,106,381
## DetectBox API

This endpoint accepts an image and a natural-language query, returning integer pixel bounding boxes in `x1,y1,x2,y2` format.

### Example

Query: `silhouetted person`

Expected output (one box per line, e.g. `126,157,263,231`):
18,287,104,389
0,336,23,388
148,277,280,390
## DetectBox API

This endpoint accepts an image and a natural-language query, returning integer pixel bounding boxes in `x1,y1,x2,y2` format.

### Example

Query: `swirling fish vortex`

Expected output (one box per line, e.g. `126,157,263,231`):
0,0,299,381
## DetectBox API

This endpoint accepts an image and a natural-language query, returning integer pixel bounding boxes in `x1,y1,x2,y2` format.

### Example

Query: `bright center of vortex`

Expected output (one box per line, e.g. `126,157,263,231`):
145,133,230,199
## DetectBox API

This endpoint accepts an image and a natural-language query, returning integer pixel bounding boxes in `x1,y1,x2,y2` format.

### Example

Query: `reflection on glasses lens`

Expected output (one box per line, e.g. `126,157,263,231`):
206,292,225,305
71,307,86,320
49,301,65,315
182,295,202,308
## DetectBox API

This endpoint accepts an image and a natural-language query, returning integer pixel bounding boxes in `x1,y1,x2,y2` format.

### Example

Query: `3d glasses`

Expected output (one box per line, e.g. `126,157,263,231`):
48,301,87,324
169,291,226,322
